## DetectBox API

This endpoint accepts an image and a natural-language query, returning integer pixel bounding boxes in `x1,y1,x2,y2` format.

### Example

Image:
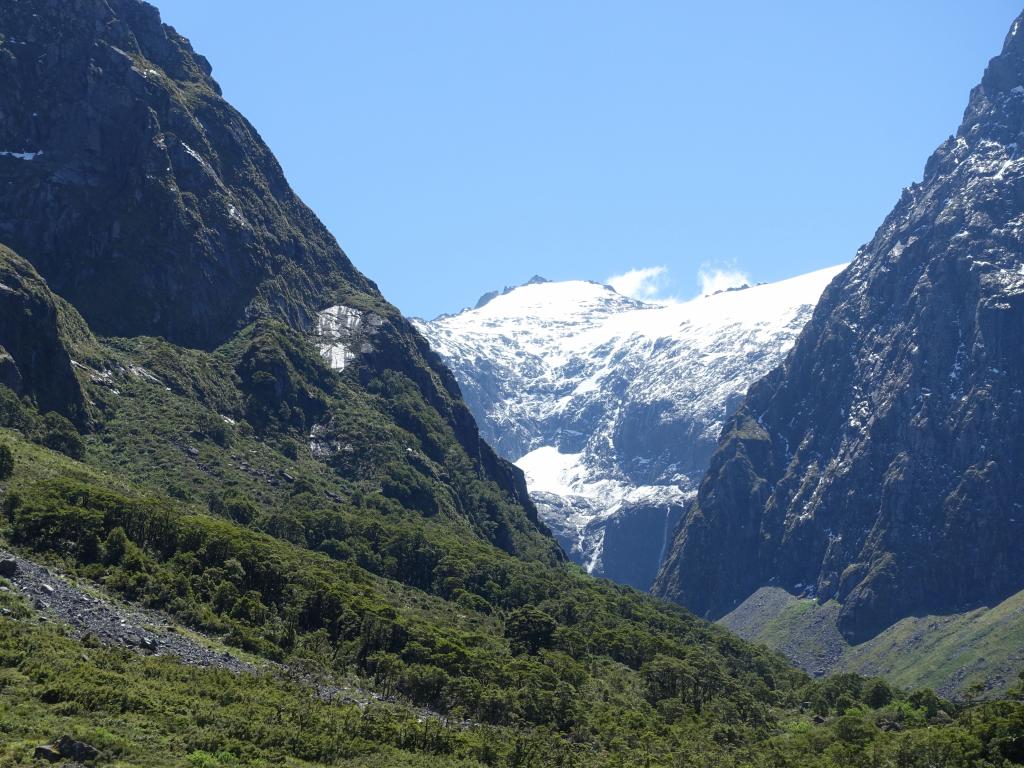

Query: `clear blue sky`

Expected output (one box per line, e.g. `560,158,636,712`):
155,1,1021,318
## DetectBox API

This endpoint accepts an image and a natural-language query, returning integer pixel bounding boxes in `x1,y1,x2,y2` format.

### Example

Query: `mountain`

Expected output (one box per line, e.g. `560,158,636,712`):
654,9,1024,654
0,2,1021,764
0,0,551,562
0,0,374,348
414,266,844,588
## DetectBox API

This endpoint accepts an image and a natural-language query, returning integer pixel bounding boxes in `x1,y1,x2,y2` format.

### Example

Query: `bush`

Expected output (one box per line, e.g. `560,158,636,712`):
194,412,231,447
39,412,84,460
0,442,12,480
864,678,894,709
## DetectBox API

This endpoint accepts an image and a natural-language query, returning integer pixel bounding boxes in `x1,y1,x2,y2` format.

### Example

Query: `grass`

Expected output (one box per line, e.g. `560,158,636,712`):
722,586,1024,699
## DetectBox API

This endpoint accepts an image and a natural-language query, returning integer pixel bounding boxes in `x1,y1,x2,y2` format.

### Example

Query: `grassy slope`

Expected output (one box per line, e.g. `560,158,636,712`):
2,391,1023,765
721,587,1024,699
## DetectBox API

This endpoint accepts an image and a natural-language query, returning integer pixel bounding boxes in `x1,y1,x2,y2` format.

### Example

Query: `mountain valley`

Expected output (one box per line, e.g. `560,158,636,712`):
0,1,1020,766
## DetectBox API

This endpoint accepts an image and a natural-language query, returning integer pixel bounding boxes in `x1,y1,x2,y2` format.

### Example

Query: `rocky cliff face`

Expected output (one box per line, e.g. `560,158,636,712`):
655,12,1024,642
0,0,374,348
414,268,843,588
0,245,93,421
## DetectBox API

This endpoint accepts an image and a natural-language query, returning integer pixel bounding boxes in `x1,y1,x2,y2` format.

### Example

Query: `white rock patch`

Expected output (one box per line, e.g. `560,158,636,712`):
315,305,364,370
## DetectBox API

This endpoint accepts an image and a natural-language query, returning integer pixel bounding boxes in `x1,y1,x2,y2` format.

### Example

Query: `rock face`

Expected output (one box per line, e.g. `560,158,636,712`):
0,245,91,420
414,267,843,587
654,12,1024,642
0,0,375,348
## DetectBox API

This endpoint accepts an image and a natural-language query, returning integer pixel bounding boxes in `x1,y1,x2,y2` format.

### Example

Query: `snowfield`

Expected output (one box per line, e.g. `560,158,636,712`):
414,265,846,585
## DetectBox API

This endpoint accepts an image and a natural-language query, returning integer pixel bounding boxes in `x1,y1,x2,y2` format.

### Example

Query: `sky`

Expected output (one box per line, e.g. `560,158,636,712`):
154,1,1022,318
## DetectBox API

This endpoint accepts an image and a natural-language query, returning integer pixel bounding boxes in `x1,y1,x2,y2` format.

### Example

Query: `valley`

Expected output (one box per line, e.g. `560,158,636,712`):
0,0,1021,765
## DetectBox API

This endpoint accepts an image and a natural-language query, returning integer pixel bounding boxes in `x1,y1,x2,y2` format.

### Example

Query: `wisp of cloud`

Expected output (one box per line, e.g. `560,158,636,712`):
698,265,750,295
607,266,668,300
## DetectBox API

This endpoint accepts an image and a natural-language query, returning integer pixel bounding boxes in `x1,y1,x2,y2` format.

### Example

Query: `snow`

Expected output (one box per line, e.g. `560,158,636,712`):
520,444,691,573
0,150,42,160
517,446,587,498
181,143,206,166
416,265,846,569
418,266,844,451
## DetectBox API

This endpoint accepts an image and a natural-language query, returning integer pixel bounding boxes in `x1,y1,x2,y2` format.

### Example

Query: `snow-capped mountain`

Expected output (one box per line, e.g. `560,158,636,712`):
413,265,845,588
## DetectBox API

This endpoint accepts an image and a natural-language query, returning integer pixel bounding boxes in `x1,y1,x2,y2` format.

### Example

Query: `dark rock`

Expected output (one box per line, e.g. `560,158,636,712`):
0,558,17,577
57,735,99,762
0,0,376,349
655,10,1024,643
0,248,91,421
0,346,22,393
33,745,61,762
535,494,685,591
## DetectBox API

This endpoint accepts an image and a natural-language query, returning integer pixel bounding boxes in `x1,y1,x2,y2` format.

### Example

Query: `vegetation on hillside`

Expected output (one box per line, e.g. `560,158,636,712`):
0,354,1022,764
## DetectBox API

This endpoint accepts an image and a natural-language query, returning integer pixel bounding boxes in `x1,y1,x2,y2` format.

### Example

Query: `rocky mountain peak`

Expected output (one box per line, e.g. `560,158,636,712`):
978,11,1024,95
472,274,553,311
654,9,1024,643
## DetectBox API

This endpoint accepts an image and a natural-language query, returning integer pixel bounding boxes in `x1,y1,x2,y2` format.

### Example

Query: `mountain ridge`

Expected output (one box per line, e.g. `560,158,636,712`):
654,8,1024,644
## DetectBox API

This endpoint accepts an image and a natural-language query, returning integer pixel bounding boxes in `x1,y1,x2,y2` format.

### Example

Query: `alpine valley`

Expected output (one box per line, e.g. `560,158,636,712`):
0,1,1021,767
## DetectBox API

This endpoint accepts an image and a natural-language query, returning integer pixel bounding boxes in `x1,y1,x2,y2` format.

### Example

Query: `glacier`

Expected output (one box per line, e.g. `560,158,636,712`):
413,265,845,588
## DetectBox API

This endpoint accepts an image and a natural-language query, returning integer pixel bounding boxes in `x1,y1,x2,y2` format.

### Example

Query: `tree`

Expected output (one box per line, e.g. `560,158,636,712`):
864,678,894,709
908,688,946,718
102,526,129,564
505,606,556,655
1009,670,1024,701
39,412,84,459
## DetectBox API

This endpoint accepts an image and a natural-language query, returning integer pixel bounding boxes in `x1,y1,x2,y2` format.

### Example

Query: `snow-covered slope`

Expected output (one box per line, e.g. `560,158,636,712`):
413,266,845,588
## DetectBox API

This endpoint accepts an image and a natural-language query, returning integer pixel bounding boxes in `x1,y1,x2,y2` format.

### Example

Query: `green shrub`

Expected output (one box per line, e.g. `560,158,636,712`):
0,441,12,480
38,411,84,459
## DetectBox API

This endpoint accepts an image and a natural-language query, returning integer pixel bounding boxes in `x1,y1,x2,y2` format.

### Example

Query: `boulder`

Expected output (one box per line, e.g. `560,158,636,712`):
57,735,99,761
32,745,61,762
0,558,17,577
